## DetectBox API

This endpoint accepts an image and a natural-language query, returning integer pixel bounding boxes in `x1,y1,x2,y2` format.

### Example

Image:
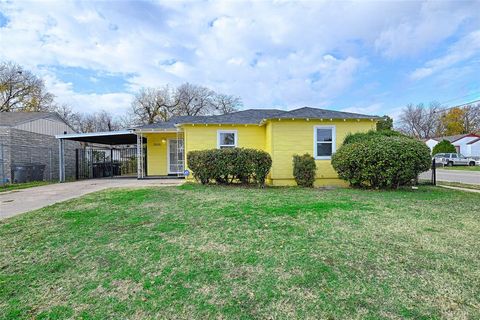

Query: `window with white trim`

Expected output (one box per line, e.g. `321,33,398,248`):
217,130,237,148
314,126,336,159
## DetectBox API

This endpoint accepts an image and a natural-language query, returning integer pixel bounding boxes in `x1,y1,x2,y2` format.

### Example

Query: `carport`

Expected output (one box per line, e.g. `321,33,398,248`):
56,130,146,182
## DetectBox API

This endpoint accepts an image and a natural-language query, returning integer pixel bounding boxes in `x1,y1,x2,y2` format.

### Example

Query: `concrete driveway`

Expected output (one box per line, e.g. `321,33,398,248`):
420,169,480,185
0,178,184,220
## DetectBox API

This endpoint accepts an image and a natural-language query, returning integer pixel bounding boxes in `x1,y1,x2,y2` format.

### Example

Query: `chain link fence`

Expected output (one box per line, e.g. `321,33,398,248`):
0,143,77,186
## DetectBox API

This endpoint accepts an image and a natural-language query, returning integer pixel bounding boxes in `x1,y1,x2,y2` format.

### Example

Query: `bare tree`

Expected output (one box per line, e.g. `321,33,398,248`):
69,110,121,133
0,61,55,112
95,110,121,132
130,86,177,125
53,104,81,130
128,83,242,125
397,102,441,138
462,103,480,134
213,93,242,114
175,83,216,116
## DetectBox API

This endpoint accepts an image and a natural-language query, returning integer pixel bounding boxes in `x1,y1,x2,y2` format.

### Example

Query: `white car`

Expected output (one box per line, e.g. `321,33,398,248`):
470,156,480,166
434,153,477,166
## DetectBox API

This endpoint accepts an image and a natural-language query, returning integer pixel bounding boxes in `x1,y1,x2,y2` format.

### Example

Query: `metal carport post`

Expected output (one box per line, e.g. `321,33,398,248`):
58,138,65,182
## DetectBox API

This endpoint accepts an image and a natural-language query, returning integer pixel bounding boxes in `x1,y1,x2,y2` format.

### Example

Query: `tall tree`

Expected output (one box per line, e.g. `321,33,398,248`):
128,83,241,125
130,86,177,125
53,104,80,130
397,102,441,138
175,83,216,116
461,103,480,134
0,61,55,112
213,93,242,114
376,115,393,131
440,107,466,136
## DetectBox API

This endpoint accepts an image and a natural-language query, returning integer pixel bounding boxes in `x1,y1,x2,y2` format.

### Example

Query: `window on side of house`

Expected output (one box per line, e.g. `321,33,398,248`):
314,126,336,159
217,130,238,149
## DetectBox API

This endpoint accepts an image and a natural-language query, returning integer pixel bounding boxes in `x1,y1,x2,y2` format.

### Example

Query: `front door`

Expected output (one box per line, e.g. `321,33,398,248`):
168,139,184,174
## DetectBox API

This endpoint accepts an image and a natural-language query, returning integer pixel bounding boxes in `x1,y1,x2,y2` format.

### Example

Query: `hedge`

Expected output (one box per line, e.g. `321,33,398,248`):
432,139,456,155
292,154,316,187
332,135,431,189
343,129,409,145
187,148,272,186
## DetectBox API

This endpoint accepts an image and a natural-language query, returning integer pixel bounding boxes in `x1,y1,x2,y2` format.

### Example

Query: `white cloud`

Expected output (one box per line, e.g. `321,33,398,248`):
374,1,477,58
42,73,134,115
410,30,480,80
0,0,479,115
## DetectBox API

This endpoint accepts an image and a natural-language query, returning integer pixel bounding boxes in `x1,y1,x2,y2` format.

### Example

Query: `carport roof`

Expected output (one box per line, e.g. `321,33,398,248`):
55,130,141,145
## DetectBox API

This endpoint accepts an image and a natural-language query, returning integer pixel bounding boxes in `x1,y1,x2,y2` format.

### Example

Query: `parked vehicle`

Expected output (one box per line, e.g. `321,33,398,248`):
433,153,476,166
470,156,480,166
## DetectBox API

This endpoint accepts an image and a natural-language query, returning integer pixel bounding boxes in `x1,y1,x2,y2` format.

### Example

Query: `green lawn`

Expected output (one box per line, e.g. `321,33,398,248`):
0,181,54,193
441,165,480,171
1,185,479,319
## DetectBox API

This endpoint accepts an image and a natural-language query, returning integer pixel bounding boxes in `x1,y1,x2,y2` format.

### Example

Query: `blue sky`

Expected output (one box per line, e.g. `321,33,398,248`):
1,1,480,120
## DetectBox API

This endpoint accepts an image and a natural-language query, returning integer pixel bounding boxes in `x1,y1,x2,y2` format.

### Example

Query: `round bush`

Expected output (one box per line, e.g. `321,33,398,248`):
331,136,431,189
432,139,456,155
343,129,409,145
292,154,316,187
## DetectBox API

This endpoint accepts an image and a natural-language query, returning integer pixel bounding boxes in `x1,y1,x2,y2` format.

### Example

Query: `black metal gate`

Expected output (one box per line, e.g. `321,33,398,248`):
75,147,145,180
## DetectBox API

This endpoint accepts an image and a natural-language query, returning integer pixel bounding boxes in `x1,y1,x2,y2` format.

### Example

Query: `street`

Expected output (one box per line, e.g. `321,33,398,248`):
420,169,480,185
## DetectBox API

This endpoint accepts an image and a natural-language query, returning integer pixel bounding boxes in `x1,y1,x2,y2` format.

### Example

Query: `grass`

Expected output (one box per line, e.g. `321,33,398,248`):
0,180,53,192
440,166,480,171
1,184,479,319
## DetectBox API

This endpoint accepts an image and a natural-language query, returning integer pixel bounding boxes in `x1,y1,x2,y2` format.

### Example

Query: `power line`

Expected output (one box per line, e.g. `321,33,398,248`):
435,97,480,113
439,92,480,105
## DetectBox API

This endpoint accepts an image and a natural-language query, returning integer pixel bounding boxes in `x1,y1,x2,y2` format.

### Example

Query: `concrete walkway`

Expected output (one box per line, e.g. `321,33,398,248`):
0,178,184,220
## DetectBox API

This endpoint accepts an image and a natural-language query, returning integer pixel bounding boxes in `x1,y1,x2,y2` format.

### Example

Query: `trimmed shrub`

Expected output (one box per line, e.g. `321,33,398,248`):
187,148,272,187
343,129,408,145
331,136,431,189
292,154,317,187
432,139,456,155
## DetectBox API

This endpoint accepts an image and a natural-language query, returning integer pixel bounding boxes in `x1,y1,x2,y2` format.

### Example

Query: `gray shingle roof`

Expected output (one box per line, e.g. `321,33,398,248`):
431,134,480,142
134,107,379,130
0,112,64,127
276,107,378,120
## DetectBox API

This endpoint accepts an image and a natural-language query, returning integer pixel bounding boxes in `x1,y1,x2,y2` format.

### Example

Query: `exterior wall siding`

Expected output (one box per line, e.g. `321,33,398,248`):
144,132,183,176
14,118,75,136
183,124,266,152
268,119,376,186
182,124,266,180
0,128,79,182
145,120,376,186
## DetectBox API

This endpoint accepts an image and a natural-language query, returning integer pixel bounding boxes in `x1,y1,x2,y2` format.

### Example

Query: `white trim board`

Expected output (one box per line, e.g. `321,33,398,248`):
313,125,336,160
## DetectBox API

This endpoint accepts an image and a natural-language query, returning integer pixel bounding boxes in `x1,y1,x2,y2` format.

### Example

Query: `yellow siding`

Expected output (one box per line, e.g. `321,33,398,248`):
268,119,376,186
144,133,180,176
182,124,266,180
265,122,273,180
146,119,376,186
183,124,265,151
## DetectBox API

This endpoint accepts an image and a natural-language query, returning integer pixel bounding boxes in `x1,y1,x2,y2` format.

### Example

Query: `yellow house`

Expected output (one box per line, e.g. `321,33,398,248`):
133,107,379,186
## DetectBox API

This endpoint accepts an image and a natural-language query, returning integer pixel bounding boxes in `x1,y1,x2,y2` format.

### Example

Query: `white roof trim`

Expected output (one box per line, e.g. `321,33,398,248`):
55,130,134,139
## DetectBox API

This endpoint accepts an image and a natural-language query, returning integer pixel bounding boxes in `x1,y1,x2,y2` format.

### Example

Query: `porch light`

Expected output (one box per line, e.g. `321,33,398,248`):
162,139,166,143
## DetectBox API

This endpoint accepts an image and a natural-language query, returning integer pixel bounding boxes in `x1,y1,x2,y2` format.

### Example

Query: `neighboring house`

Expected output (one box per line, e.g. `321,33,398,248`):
425,134,480,156
133,107,379,186
0,112,79,183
